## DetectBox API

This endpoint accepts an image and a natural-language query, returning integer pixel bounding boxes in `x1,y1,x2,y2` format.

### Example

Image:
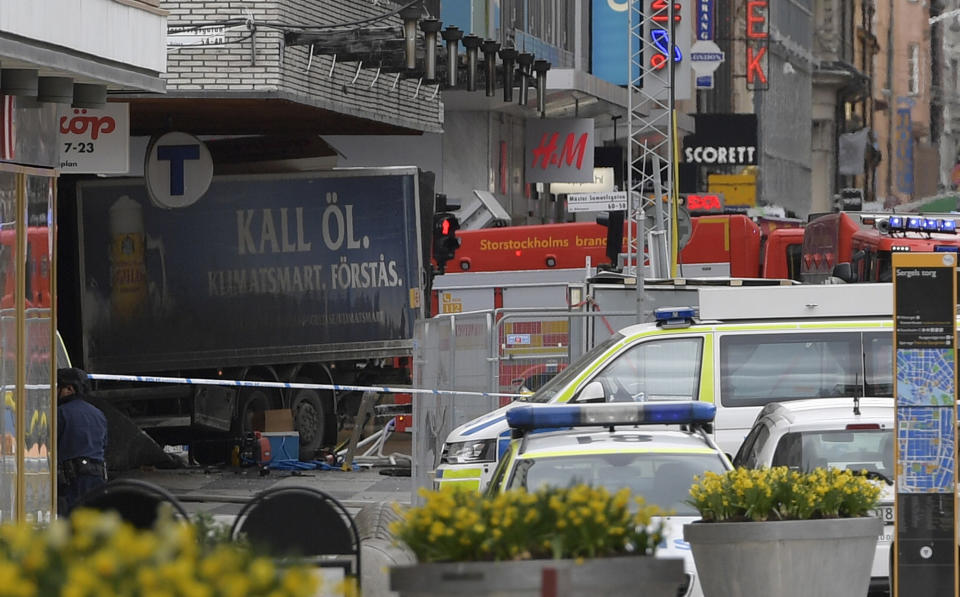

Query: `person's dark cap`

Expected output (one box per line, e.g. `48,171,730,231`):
57,368,90,394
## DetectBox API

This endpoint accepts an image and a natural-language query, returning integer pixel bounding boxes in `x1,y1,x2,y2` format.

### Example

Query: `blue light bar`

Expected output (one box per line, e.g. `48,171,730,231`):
505,401,717,431
941,219,957,233
888,216,905,230
935,246,959,253
654,307,696,322
906,217,923,231
923,218,939,232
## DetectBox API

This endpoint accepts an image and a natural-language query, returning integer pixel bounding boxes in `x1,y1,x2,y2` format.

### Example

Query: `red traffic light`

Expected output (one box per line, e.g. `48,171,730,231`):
432,213,461,274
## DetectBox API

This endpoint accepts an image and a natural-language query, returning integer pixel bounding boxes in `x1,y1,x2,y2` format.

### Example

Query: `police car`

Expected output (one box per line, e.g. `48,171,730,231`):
733,397,894,594
435,284,899,492
485,401,732,597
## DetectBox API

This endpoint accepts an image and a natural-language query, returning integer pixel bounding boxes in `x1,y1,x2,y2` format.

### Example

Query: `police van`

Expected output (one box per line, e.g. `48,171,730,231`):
435,283,896,491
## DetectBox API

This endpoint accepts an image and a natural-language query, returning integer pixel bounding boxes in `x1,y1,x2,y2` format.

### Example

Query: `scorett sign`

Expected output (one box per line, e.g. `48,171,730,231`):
682,113,758,166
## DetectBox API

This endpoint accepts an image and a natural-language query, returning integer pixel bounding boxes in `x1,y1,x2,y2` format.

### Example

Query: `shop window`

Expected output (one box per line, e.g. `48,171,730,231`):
908,43,921,95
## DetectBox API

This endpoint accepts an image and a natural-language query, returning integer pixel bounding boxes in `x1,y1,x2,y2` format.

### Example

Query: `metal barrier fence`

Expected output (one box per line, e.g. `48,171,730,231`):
412,307,637,497
412,311,496,494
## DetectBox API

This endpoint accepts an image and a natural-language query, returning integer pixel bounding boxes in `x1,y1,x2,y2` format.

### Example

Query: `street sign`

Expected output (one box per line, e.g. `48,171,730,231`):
696,0,715,40
144,131,213,209
690,40,725,80
566,191,628,213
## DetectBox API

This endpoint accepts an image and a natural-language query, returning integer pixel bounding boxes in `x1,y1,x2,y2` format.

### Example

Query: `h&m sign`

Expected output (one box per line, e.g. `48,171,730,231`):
525,118,595,184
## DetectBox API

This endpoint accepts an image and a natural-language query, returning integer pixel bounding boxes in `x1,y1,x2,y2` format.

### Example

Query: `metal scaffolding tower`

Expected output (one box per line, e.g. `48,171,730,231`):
628,0,681,315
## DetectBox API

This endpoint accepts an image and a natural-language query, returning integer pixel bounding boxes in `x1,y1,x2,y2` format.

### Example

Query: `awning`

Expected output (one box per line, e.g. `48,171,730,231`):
0,0,166,94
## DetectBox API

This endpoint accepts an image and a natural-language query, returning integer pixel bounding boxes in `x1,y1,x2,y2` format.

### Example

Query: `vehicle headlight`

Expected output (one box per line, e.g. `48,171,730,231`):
442,439,497,464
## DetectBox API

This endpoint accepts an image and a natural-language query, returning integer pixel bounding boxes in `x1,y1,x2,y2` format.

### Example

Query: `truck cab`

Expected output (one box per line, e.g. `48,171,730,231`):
802,212,960,283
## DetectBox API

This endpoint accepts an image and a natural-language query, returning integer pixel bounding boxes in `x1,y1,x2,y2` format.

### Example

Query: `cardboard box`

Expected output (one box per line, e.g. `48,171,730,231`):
262,432,300,461
253,408,294,432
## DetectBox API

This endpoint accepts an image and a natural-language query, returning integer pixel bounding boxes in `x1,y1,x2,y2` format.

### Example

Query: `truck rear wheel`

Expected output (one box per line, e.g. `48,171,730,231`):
233,384,279,435
292,385,329,460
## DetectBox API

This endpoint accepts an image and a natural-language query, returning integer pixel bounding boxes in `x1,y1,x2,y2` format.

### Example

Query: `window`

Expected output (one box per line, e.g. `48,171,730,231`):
502,0,524,33
507,452,728,514
771,429,893,477
864,332,893,396
719,331,893,407
528,0,541,38
785,243,803,281
529,333,625,404
720,332,860,406
876,252,892,282
908,43,921,95
575,337,703,403
733,422,770,468
851,249,866,282
484,448,513,497
952,58,960,95
543,0,554,45
560,0,575,51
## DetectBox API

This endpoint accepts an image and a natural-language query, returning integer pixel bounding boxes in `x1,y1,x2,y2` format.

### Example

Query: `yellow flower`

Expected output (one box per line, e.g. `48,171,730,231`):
91,549,118,577
20,543,47,573
217,573,250,597
249,557,276,590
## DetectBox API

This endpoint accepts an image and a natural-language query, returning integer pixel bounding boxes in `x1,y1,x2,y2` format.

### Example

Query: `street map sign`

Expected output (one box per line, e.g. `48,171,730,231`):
892,252,958,597
566,191,628,213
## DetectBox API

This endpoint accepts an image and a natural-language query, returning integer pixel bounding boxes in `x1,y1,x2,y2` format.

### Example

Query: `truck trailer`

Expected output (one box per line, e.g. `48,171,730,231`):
57,167,434,464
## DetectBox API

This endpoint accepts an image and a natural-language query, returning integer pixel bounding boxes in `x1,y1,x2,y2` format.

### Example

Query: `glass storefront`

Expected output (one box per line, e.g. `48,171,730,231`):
0,165,56,523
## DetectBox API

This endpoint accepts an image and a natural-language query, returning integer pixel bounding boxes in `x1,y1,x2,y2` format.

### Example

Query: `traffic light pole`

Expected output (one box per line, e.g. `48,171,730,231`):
628,0,677,319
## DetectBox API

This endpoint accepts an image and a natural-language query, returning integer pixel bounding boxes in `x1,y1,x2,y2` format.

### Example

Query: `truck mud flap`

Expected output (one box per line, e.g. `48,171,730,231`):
86,396,181,472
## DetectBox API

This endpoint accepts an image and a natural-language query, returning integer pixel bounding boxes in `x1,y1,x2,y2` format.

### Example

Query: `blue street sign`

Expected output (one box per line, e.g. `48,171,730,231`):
697,0,714,40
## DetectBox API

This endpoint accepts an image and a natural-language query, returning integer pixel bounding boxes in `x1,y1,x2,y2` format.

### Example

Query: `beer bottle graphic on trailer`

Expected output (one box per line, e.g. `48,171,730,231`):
108,195,147,322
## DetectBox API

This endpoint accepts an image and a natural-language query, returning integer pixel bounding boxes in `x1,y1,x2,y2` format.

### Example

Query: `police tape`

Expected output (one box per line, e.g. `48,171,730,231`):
87,373,523,399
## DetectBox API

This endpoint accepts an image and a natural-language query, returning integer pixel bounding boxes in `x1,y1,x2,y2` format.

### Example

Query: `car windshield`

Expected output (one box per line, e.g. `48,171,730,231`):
525,333,626,404
772,428,893,480
506,451,728,515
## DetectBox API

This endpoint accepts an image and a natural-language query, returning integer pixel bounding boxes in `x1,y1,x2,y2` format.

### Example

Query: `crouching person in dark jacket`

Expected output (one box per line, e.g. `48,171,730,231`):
57,367,107,517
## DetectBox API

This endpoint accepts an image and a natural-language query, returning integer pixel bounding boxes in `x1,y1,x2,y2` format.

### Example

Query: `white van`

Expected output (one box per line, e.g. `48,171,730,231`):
434,284,896,491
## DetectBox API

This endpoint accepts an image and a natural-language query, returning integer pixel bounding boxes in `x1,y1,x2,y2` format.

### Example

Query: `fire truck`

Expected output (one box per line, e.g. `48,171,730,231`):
450,214,804,281
800,212,960,284
679,214,803,280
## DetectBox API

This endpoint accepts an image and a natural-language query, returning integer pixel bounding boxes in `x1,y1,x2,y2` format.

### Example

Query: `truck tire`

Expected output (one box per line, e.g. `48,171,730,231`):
233,385,278,435
292,387,328,460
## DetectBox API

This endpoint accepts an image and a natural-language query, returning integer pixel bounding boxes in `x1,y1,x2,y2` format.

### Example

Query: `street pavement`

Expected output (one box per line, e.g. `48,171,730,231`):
106,431,416,597
113,431,415,526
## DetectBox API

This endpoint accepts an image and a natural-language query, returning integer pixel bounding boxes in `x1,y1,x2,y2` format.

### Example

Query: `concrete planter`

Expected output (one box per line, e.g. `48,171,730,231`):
683,517,881,597
389,556,685,597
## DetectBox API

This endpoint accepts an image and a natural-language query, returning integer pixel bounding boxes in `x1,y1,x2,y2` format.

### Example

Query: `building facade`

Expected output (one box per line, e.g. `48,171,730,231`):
935,1,960,195
0,0,166,522
327,0,630,226
872,0,935,206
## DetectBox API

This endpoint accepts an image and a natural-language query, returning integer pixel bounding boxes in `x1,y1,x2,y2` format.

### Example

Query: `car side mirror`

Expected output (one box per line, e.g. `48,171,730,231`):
832,262,855,283
579,381,606,403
